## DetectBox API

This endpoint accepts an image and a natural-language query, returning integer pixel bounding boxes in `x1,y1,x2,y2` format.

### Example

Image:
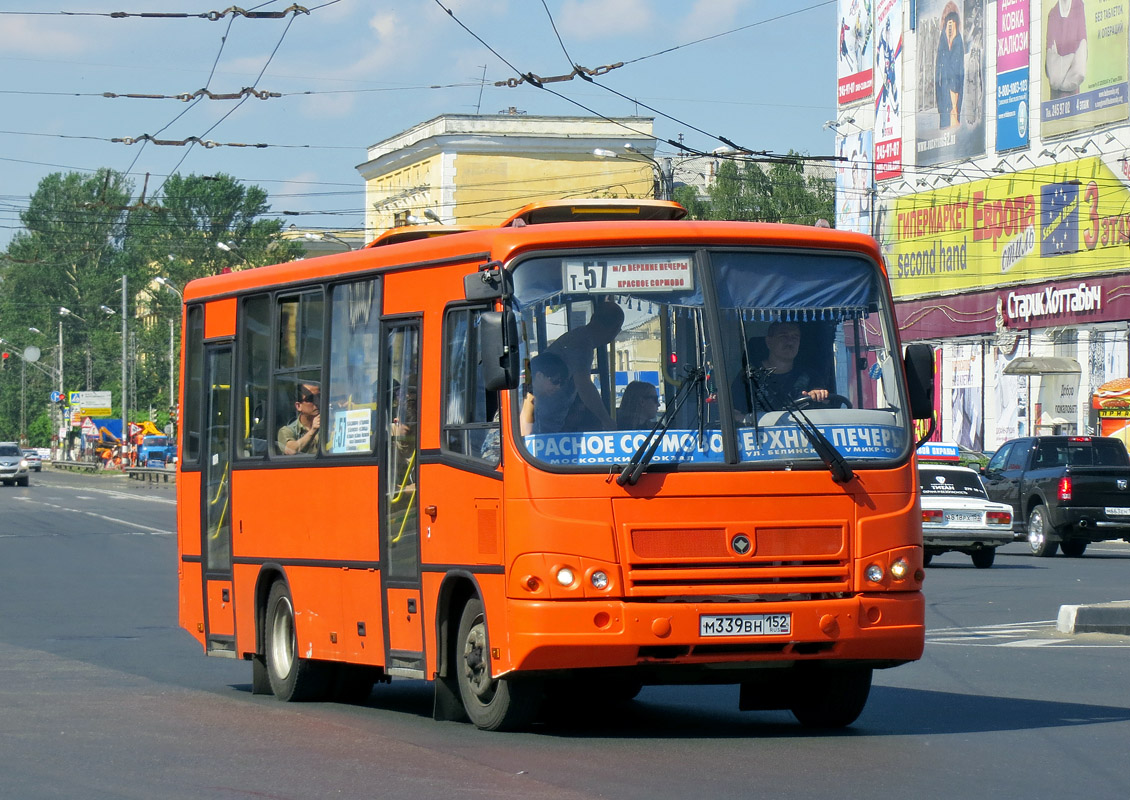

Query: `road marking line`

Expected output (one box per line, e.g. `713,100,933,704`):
10,497,173,535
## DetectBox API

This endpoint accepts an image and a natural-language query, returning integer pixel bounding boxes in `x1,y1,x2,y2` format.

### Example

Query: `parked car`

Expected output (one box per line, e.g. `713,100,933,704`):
981,435,1130,557
919,464,1013,568
22,449,42,472
0,442,30,487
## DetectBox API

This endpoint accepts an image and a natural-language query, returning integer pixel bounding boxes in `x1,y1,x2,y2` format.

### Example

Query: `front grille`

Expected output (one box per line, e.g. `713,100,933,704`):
625,525,850,598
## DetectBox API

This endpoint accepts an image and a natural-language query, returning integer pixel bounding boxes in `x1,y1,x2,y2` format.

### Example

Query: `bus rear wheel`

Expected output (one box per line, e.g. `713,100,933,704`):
265,581,330,701
789,666,872,728
455,598,542,731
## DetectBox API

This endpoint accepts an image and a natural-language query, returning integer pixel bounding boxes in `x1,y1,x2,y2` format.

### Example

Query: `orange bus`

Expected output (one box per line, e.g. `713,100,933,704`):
177,200,935,731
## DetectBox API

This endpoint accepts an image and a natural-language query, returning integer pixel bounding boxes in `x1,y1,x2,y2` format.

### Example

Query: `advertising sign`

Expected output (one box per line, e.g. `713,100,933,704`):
1040,0,1128,137
874,0,903,179
838,0,875,105
883,156,1130,297
914,0,986,166
836,131,874,233
997,0,1031,150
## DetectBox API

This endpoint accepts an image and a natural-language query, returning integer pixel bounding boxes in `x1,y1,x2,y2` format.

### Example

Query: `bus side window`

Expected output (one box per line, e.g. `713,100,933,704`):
324,278,382,455
442,306,499,464
238,294,271,459
273,290,324,457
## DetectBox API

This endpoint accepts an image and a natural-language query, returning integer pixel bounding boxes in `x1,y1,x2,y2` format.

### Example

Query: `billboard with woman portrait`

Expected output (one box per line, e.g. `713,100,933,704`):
914,0,986,166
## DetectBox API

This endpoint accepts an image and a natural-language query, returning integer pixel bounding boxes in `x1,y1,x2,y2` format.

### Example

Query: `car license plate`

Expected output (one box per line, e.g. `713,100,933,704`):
700,613,791,637
1105,507,1130,516
945,512,981,525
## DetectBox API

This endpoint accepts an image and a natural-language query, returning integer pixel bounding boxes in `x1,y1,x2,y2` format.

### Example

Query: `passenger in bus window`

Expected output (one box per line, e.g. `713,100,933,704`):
732,321,829,415
616,381,661,431
546,300,624,429
520,352,590,435
277,381,321,455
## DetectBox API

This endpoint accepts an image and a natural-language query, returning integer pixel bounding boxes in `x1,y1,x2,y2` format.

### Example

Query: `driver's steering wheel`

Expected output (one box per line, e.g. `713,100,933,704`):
793,393,852,410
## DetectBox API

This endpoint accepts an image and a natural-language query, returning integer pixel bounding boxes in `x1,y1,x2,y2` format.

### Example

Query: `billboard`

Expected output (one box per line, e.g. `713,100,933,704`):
838,0,875,105
996,0,1031,150
874,0,903,179
1040,0,1128,137
883,155,1130,297
914,0,986,166
836,130,874,233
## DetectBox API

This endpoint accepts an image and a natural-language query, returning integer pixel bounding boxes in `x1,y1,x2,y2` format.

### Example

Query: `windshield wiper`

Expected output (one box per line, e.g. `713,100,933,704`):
749,367,854,484
617,367,705,486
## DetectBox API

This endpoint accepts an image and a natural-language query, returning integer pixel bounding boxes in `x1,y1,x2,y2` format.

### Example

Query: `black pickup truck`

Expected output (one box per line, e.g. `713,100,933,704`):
981,436,1130,557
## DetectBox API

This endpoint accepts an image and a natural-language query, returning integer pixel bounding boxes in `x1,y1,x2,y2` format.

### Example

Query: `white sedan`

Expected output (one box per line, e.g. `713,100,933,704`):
919,464,1013,569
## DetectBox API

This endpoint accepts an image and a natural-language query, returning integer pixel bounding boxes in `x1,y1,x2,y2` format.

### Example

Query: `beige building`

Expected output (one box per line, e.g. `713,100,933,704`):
355,114,659,236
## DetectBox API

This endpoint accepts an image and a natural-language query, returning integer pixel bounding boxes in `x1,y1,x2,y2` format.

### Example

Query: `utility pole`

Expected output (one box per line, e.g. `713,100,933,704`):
121,274,128,462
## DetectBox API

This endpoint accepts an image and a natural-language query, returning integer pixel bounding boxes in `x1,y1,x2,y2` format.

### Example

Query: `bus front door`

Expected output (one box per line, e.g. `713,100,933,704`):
201,344,236,656
381,321,425,677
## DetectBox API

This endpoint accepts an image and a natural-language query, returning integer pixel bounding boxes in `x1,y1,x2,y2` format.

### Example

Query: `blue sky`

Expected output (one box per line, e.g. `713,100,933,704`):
0,0,836,245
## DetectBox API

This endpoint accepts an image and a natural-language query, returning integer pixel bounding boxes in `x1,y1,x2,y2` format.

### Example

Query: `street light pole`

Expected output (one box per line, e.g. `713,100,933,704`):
593,144,674,200
121,274,128,462
155,277,183,413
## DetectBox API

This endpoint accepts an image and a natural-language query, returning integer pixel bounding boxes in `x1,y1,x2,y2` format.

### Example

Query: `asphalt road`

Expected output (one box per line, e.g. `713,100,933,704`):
1,469,1129,800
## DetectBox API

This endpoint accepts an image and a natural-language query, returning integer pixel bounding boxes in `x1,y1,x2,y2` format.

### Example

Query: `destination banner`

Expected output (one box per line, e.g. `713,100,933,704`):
525,423,907,467
881,155,1130,297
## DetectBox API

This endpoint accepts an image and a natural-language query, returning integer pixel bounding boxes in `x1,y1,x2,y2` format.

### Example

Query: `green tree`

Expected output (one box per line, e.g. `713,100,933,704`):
677,153,834,225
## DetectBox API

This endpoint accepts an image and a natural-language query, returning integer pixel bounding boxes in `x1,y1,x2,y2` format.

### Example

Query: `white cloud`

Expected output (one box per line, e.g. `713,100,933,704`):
683,0,753,38
557,0,656,39
0,18,88,56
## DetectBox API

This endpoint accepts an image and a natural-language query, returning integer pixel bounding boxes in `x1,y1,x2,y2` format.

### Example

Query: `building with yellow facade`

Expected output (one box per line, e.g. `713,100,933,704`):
355,114,659,235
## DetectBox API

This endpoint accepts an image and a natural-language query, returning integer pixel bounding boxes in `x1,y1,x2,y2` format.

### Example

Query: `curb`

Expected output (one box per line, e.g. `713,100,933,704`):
1056,601,1130,636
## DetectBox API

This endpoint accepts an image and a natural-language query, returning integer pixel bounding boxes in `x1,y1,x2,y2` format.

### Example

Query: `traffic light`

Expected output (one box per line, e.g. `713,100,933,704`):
1,351,8,370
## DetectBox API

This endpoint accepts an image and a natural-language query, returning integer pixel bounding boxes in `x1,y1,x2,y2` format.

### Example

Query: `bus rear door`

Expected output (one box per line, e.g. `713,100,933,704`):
381,320,425,676
201,343,236,656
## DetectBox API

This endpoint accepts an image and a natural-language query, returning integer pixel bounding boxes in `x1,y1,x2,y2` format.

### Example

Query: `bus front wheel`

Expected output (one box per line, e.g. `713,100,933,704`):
789,666,872,728
265,581,330,701
455,598,542,731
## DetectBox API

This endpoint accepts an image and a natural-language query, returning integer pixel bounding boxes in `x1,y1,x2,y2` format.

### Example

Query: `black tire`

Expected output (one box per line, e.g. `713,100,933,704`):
923,552,934,567
1027,505,1059,557
970,548,996,569
455,597,542,731
264,581,330,701
1060,538,1088,558
790,666,872,728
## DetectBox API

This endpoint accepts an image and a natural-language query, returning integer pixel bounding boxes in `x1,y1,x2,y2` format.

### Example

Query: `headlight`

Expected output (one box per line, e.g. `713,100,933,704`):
590,570,609,590
865,563,884,583
890,558,910,581
555,567,575,587
19,460,28,468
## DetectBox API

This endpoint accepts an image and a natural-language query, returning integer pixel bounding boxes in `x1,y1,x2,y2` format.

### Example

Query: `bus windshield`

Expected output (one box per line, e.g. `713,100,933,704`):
511,248,909,471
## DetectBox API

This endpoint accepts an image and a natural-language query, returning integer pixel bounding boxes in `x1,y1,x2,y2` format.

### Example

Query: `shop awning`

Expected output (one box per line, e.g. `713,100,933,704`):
1002,357,1081,375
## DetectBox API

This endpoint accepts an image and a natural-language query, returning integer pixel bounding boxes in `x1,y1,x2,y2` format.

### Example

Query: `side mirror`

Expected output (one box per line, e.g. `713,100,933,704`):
464,261,512,301
481,310,520,391
904,343,935,421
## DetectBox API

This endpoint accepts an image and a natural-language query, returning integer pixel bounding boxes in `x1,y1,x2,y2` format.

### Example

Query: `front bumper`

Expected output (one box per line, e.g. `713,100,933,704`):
502,593,924,676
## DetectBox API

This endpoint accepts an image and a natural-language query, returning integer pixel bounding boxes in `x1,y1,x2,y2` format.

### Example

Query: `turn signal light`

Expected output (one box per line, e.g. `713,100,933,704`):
986,511,1012,525
1058,476,1072,501
922,509,943,523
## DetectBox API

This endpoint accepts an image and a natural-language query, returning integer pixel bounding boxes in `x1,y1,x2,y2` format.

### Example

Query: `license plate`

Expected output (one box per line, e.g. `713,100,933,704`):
945,512,982,525
1105,507,1130,516
700,613,791,637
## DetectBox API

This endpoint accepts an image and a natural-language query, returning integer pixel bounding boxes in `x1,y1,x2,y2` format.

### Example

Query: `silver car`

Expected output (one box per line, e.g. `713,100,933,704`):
22,449,42,472
0,442,30,487
919,464,1012,568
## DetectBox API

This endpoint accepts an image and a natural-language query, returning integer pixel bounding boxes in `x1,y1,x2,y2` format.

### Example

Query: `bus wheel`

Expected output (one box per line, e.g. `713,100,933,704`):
789,666,872,728
265,581,329,702
455,598,542,731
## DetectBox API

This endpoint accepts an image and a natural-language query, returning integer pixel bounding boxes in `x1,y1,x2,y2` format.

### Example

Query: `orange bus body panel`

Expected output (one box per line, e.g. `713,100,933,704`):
203,297,236,340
